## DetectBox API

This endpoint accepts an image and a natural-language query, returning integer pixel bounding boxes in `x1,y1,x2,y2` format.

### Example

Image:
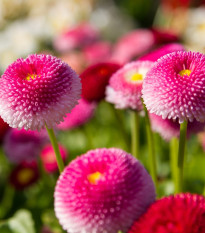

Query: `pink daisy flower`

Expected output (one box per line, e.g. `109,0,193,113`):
9,161,39,190
111,29,155,64
40,144,67,173
53,23,99,52
139,43,185,62
106,61,154,110
150,113,205,141
54,148,156,233
57,98,96,130
0,54,81,131
142,51,205,123
128,193,205,233
4,128,47,164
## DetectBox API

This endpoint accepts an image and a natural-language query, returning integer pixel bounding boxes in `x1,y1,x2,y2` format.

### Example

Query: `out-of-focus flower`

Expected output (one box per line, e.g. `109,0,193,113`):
54,148,156,233
198,132,205,152
53,23,99,53
0,54,81,131
0,116,10,142
151,28,179,45
128,193,205,233
150,113,205,141
82,41,112,65
111,29,155,64
60,51,86,74
40,144,67,173
143,51,205,123
106,61,154,110
183,7,205,50
3,128,47,164
9,161,39,190
139,43,185,62
80,62,121,102
161,0,191,10
57,98,96,130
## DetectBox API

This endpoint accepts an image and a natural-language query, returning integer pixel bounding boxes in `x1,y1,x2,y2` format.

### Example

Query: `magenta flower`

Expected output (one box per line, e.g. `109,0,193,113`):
106,61,154,110
139,43,185,62
150,113,205,141
0,54,81,131
57,98,96,130
40,144,67,173
128,193,205,233
53,23,99,52
4,128,47,164
54,148,156,233
143,51,205,123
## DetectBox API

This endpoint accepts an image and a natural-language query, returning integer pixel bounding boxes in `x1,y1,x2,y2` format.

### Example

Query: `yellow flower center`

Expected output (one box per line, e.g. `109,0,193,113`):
17,168,34,184
178,69,191,77
25,74,38,81
87,171,102,184
130,73,143,82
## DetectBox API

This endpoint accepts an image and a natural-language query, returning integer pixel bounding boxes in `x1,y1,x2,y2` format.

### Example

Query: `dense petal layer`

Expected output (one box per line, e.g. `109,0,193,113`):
54,148,156,233
0,54,81,130
143,51,205,123
129,193,205,233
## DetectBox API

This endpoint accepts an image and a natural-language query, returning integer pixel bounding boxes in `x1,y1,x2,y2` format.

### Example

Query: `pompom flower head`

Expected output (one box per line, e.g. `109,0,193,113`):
57,98,96,130
106,61,154,110
80,62,121,102
40,144,67,173
54,148,156,233
0,54,81,130
150,113,205,141
4,128,47,164
143,51,205,123
129,193,205,233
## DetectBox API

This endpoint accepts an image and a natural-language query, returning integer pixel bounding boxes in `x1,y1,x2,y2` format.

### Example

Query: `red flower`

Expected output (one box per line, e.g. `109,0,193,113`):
9,161,39,190
80,62,121,102
129,193,205,233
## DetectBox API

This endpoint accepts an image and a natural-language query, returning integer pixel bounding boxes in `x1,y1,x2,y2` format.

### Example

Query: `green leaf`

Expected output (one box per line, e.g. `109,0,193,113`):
0,210,35,233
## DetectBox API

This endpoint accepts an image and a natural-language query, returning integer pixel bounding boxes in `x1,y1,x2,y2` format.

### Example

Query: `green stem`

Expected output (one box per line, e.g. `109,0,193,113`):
170,137,179,194
143,104,158,189
131,110,139,159
176,120,188,193
82,124,94,149
109,104,130,150
45,125,64,173
203,185,205,196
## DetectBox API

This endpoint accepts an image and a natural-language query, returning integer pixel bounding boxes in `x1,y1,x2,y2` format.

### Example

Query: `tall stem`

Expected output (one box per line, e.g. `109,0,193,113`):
109,104,130,150
45,125,64,173
170,137,179,194
131,110,139,159
176,120,188,193
143,104,158,189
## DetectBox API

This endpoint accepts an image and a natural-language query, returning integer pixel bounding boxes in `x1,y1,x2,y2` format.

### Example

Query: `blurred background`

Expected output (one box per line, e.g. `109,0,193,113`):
1,0,205,232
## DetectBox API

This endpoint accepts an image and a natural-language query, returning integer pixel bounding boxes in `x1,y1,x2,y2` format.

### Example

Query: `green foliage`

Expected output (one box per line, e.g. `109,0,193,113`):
0,210,35,233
